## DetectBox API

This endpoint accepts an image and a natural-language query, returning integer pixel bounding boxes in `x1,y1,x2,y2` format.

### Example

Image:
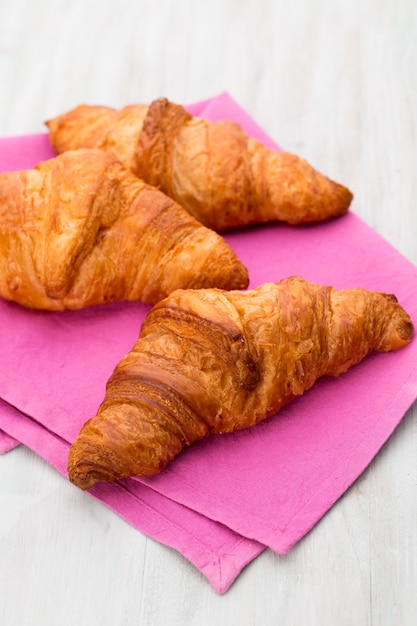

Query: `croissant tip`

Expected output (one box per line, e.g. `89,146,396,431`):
68,460,124,490
331,181,353,218
378,294,414,351
67,456,101,490
393,315,414,344
68,470,97,491
68,441,117,490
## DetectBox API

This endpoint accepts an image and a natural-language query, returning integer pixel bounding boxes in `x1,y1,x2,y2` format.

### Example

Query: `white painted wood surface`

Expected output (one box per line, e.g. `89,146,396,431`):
1,0,416,623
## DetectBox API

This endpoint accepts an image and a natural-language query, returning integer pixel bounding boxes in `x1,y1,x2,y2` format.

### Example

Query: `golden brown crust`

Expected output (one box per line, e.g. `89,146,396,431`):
46,104,149,171
0,149,248,310
67,277,413,489
133,97,193,197
46,98,353,231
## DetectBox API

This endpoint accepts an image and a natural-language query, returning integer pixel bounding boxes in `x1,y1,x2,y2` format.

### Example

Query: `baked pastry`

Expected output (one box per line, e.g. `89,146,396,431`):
67,276,413,489
46,98,353,231
0,148,248,310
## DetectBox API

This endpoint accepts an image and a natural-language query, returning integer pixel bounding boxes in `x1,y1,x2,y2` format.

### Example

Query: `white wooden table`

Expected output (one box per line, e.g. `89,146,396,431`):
1,0,416,624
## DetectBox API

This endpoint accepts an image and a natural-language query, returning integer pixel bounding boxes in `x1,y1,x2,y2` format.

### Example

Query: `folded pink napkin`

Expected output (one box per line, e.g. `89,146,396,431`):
0,398,263,593
0,428,19,453
1,93,416,592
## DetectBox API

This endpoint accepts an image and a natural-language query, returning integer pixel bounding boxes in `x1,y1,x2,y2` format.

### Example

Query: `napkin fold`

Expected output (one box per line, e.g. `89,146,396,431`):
1,93,416,593
0,399,263,593
0,428,19,453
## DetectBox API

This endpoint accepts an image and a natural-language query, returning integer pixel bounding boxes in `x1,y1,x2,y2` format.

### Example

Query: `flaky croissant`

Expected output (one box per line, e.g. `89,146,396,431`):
0,148,248,310
68,276,413,489
46,98,353,232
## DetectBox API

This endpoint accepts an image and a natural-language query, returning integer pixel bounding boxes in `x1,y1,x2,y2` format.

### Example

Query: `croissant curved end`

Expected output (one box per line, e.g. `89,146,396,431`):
67,433,170,490
67,456,119,491
68,467,104,491
67,433,120,490
68,457,166,490
335,183,354,216
378,294,414,351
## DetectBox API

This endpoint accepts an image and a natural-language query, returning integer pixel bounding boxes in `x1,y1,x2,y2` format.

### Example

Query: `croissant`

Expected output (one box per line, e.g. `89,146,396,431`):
0,148,248,310
67,276,413,489
46,98,353,232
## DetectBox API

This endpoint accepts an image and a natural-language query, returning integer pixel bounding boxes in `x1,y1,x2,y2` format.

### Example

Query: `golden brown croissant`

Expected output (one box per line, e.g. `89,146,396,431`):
67,276,413,489
46,98,353,231
0,148,248,310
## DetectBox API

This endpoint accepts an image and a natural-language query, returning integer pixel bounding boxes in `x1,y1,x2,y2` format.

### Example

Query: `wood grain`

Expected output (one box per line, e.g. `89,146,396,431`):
0,0,416,624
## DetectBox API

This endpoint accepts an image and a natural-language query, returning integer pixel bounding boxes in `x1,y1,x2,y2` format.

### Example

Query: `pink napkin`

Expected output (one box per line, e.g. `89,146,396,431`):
1,93,417,592
0,399,263,592
0,428,19,453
